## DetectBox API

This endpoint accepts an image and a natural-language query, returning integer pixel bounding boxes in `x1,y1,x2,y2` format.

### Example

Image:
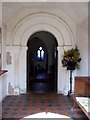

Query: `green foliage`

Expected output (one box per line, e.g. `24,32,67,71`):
62,47,81,70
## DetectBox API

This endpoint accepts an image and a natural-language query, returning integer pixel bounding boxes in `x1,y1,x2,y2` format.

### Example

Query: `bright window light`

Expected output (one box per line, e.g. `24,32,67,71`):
36,47,45,61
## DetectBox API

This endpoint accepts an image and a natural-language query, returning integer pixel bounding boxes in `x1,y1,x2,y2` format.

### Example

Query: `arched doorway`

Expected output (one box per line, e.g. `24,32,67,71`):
27,31,58,93
6,11,75,95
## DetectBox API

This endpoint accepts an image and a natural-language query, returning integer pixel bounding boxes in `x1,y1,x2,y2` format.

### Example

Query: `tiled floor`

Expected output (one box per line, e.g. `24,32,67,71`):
2,92,87,119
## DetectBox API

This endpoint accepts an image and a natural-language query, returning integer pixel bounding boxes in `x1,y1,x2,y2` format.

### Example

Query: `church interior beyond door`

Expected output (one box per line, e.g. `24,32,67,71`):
27,31,58,93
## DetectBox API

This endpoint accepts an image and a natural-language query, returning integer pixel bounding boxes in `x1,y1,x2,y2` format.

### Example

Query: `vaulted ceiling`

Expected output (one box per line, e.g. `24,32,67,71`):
1,2,88,26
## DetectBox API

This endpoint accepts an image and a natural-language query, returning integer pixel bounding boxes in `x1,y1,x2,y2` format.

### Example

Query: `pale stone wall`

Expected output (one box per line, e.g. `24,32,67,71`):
76,18,88,76
3,8,76,95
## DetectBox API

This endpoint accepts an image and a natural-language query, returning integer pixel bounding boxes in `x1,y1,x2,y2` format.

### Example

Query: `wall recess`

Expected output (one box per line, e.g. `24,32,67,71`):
7,52,12,64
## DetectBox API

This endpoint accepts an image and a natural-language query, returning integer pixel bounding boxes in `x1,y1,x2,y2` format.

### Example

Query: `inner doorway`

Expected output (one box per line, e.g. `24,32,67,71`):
27,31,58,93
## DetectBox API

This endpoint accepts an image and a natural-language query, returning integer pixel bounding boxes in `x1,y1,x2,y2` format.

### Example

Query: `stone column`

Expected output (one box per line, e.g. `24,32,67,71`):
57,46,66,94
13,46,21,95
19,46,27,94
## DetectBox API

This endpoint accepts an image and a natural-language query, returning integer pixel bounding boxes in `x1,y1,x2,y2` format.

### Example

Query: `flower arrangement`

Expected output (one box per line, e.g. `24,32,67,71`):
62,47,81,70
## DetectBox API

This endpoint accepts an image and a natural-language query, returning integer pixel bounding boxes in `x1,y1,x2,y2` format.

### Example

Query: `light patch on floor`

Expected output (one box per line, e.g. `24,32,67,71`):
21,112,73,119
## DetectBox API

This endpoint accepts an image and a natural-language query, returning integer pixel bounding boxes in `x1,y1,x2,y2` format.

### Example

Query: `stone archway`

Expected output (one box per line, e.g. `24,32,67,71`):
6,12,76,95
18,27,75,95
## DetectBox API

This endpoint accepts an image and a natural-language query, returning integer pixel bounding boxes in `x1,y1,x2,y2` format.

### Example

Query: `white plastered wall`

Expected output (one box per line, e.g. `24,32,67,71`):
3,9,76,95
76,18,88,76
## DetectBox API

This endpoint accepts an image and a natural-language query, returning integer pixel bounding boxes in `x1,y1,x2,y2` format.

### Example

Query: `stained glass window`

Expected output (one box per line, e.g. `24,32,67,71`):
37,47,44,61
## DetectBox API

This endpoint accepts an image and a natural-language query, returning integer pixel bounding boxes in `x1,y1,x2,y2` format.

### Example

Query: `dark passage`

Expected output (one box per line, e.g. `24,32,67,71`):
29,72,55,93
27,31,58,93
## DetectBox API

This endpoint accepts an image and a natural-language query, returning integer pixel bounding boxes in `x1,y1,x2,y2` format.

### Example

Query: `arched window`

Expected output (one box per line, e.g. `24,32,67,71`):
37,47,45,61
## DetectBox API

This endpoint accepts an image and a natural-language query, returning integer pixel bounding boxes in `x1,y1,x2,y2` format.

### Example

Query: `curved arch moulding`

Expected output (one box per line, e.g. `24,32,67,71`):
6,12,76,47
12,16,71,46
20,23,64,47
